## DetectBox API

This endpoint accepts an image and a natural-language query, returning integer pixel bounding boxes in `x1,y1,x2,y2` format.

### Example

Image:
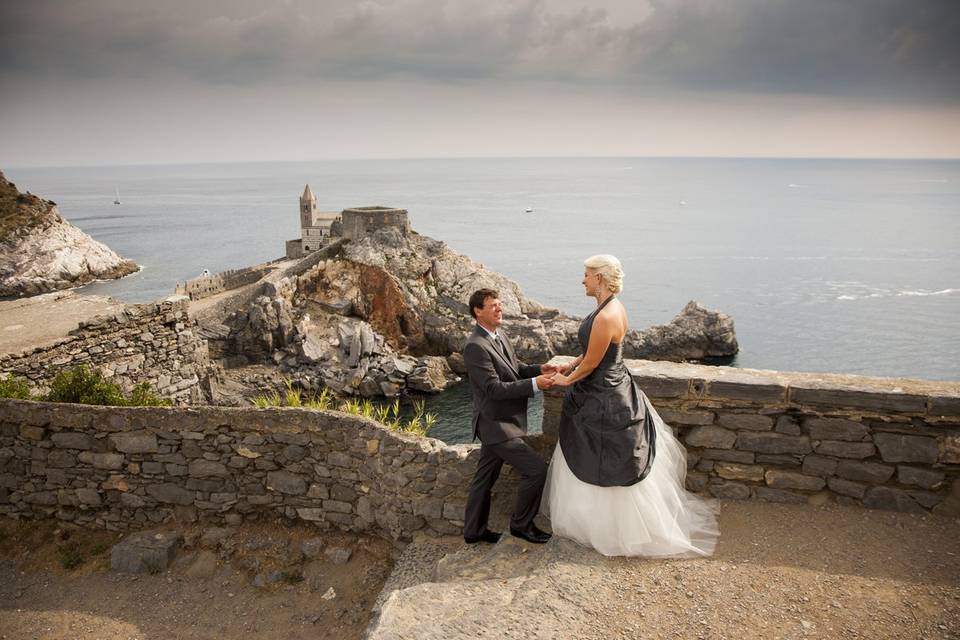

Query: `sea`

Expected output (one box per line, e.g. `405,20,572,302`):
6,158,959,443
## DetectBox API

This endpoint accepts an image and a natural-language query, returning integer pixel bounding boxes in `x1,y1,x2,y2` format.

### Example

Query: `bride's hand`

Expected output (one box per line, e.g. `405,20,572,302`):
552,373,571,387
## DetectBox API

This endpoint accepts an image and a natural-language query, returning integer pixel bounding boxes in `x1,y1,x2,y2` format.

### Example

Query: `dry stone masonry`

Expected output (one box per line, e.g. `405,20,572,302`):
0,300,212,403
0,399,482,540
544,359,960,515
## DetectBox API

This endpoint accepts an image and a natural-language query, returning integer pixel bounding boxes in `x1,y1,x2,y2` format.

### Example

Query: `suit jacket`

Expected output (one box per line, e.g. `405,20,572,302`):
463,324,542,444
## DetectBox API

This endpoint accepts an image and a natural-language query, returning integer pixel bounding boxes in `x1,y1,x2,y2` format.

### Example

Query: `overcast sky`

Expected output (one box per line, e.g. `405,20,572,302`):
2,0,959,167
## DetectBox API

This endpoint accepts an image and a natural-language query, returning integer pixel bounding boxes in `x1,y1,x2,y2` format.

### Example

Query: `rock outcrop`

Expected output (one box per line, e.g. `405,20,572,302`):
0,171,139,296
202,225,738,399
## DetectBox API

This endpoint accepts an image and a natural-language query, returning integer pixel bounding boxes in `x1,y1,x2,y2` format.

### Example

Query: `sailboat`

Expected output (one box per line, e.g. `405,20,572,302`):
113,186,121,205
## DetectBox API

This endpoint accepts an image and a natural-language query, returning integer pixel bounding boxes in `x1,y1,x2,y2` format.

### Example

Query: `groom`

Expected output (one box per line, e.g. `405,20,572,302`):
462,288,558,545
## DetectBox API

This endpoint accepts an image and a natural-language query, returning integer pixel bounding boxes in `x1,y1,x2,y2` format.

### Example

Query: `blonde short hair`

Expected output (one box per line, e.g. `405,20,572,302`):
584,254,624,294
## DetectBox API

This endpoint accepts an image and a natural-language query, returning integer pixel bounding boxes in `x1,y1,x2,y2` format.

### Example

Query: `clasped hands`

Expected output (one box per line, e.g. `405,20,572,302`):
535,362,574,390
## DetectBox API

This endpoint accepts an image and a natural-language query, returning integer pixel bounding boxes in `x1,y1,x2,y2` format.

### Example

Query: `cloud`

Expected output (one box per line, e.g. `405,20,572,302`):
1,0,958,101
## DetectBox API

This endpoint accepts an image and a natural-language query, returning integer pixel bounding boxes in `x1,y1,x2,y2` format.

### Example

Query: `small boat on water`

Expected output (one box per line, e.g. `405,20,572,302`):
525,207,533,213
113,186,121,205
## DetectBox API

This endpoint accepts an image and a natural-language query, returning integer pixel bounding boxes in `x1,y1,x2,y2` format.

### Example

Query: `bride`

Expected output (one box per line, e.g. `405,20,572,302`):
543,254,719,557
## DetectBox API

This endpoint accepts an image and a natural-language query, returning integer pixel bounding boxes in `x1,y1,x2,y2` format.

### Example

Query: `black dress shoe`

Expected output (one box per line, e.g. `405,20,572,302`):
510,524,551,544
464,529,502,544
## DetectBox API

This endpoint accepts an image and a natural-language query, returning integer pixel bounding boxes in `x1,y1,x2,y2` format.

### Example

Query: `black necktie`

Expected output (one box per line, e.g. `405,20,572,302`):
495,335,509,360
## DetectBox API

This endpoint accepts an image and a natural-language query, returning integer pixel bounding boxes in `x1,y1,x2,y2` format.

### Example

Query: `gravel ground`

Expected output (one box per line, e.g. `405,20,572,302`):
0,519,395,640
1,502,958,640
370,501,960,640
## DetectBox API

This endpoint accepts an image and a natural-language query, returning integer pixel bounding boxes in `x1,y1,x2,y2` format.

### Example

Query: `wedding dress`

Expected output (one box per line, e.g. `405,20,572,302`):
543,297,719,557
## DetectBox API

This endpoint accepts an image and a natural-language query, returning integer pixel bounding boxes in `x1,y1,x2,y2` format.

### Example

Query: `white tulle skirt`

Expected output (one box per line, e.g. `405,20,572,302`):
543,401,720,558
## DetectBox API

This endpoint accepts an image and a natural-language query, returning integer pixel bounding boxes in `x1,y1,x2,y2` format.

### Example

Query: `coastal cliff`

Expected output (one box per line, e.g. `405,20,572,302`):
0,171,139,296
203,224,738,400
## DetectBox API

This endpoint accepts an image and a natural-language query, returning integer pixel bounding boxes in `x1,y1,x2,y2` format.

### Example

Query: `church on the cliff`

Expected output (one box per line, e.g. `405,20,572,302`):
285,185,410,259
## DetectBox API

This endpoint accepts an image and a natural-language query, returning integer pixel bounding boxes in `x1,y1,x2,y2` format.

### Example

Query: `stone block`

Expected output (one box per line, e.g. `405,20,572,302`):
25,491,57,505
19,425,46,441
802,455,838,477
755,454,802,466
701,449,755,464
754,487,807,504
790,387,927,413
941,434,960,464
331,485,357,502
907,490,943,509
685,472,709,492
633,376,689,398
79,452,125,470
120,493,146,508
110,433,159,454
188,460,230,478
764,470,825,492
146,483,195,505
685,426,736,449
708,482,751,500
51,432,93,450
812,441,875,459
111,530,182,574
327,452,353,468
736,432,811,455
76,487,102,506
323,499,352,514
142,462,163,474
715,463,765,482
929,395,960,416
47,450,77,468
659,409,714,426
297,508,324,522
282,444,307,462
774,416,801,435
862,486,926,513
804,418,869,442
827,478,867,499
873,433,938,464
307,483,329,500
896,466,945,489
708,380,787,403
717,414,773,431
836,460,895,484
267,471,306,495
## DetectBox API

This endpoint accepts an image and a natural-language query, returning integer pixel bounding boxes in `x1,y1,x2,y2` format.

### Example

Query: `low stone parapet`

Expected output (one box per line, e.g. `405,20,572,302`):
544,359,960,514
0,399,481,539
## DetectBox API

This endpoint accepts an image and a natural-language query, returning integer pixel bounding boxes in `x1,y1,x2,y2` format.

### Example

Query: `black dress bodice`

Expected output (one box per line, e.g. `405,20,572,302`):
558,296,657,487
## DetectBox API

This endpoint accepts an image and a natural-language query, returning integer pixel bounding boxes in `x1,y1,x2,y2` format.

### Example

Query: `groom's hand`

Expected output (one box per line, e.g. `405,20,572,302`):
541,362,562,374
535,371,557,390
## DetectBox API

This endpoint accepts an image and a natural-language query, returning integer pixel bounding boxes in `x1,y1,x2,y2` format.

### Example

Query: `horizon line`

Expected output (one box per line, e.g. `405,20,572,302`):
5,153,960,171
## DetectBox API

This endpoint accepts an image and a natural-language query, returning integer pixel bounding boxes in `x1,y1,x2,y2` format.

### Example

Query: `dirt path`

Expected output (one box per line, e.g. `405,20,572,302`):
1,502,958,640
0,520,395,640
0,292,125,355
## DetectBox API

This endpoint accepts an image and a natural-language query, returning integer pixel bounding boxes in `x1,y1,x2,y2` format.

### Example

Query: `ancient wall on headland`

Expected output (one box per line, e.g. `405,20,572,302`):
544,360,960,514
0,300,211,403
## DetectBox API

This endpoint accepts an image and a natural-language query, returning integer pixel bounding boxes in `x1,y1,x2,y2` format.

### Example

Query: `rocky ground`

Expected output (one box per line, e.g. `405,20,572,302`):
0,171,138,297
369,502,960,640
1,502,956,640
0,291,127,355
0,518,395,640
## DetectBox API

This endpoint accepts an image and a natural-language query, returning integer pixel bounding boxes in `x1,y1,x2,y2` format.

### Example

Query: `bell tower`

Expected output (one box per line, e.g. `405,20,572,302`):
300,184,317,228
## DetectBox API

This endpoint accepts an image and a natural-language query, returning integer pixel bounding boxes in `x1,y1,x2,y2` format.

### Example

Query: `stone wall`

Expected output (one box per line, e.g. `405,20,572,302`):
544,359,960,514
0,399,482,540
0,301,211,403
175,263,275,301
340,207,409,241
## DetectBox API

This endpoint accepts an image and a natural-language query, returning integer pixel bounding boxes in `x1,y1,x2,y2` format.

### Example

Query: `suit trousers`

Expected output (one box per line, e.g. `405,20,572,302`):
463,437,548,537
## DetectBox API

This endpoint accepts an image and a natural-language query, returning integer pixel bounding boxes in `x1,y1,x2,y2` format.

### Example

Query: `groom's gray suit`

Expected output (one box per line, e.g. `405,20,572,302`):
462,325,548,538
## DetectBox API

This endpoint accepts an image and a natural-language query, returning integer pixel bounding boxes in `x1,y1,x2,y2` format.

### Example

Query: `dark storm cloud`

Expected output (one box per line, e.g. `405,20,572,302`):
1,0,958,100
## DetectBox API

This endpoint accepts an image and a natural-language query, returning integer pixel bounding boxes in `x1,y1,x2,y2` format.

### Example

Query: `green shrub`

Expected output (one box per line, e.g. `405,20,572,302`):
0,375,32,399
57,540,84,570
45,366,170,407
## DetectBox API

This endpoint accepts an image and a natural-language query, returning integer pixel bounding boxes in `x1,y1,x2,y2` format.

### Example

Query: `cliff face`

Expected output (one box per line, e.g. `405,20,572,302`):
206,224,738,399
0,171,139,297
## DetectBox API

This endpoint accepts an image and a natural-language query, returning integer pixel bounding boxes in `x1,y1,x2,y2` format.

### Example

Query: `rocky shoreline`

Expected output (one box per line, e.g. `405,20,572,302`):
0,171,139,297
194,225,738,402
